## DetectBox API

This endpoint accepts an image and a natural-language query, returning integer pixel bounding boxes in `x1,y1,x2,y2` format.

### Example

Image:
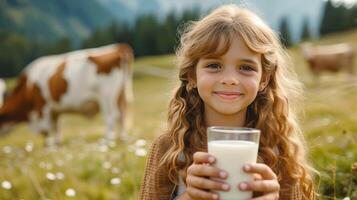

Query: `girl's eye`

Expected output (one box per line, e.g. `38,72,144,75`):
206,63,221,70
240,65,255,72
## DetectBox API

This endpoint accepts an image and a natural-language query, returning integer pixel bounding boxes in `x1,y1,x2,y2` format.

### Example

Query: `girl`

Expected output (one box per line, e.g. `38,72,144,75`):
139,4,315,200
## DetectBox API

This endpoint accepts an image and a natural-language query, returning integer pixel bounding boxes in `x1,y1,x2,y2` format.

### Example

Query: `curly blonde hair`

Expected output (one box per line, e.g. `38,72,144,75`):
160,4,315,199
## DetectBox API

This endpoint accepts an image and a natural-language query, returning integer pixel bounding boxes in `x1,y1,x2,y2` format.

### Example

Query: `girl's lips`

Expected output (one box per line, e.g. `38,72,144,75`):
214,91,243,100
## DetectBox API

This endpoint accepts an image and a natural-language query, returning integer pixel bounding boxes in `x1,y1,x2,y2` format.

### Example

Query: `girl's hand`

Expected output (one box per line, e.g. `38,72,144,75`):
238,163,280,200
185,152,230,200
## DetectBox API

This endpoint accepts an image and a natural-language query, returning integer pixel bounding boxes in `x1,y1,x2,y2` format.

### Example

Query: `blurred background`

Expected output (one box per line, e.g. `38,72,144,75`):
0,0,356,199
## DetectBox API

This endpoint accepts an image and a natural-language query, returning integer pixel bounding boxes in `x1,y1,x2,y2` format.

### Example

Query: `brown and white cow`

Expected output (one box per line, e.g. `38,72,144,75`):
0,43,134,145
300,42,355,77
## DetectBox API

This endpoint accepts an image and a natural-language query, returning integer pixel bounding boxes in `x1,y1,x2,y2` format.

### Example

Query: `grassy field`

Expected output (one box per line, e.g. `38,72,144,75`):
1,30,357,199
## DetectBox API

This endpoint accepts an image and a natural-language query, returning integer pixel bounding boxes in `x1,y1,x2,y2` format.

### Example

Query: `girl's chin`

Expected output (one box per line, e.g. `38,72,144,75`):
212,106,245,116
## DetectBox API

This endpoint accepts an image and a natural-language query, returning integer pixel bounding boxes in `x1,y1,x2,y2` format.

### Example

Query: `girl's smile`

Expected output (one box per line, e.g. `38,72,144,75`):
213,91,244,101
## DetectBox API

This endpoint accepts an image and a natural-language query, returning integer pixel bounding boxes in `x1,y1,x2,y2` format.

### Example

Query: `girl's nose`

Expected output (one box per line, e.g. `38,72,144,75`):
220,70,239,85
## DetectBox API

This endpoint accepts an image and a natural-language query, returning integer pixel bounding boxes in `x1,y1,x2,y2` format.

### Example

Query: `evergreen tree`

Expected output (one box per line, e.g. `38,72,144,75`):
133,14,160,56
300,17,311,41
320,0,336,35
320,0,357,35
346,4,357,30
79,7,201,57
0,32,32,77
45,37,73,55
157,11,178,54
279,16,292,47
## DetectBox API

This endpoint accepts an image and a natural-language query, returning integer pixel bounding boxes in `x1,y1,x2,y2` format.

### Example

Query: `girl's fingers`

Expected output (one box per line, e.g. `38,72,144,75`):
187,163,228,179
243,163,277,180
193,152,216,164
186,187,219,200
239,163,280,199
186,175,230,191
250,192,280,200
253,173,263,181
238,180,280,192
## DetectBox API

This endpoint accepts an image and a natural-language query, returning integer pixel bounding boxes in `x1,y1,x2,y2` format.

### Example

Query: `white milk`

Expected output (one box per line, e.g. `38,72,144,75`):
208,140,259,200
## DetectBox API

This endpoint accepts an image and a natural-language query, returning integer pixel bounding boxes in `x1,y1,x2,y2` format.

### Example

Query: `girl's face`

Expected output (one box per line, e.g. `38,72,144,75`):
195,35,263,123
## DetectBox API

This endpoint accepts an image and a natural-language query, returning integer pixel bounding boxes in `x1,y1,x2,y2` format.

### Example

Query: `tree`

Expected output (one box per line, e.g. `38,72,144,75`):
79,7,201,57
279,16,292,47
45,37,73,55
320,0,357,35
300,17,311,41
157,11,178,54
133,14,160,56
0,32,32,77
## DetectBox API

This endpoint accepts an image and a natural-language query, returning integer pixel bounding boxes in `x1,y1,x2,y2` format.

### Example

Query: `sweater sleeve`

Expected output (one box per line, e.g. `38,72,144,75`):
139,134,176,200
279,183,303,200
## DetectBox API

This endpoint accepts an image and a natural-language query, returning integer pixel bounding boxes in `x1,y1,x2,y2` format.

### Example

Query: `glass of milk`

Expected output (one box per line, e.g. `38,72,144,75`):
207,126,260,200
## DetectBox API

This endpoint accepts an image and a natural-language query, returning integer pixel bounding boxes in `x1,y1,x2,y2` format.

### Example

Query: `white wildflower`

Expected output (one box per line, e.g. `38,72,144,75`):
110,177,121,185
46,172,56,181
135,139,147,147
342,197,350,200
65,188,76,197
135,148,147,157
25,142,33,152
1,181,12,190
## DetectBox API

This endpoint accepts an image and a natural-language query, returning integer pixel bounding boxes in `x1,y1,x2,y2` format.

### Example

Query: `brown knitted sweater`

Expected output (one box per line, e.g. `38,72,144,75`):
139,133,303,200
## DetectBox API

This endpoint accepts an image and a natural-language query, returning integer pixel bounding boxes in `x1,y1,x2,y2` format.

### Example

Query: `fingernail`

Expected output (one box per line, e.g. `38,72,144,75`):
208,156,215,163
239,182,247,190
244,164,251,171
222,184,230,191
212,193,218,199
219,171,227,178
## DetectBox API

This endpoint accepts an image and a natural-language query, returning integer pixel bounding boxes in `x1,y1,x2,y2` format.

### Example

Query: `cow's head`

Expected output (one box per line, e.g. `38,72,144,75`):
0,75,39,136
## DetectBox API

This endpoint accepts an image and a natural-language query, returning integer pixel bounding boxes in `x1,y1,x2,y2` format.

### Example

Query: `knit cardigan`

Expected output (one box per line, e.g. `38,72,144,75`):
139,133,303,200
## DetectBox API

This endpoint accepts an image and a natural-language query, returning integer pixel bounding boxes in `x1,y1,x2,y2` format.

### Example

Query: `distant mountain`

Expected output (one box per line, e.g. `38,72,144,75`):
0,0,116,44
97,0,164,24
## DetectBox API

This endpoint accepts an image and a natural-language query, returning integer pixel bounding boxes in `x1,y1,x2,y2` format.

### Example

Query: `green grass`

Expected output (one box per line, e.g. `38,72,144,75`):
1,29,357,199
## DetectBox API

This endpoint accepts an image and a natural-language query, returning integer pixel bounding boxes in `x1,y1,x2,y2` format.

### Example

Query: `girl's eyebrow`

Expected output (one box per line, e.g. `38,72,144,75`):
201,56,260,66
240,58,259,66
